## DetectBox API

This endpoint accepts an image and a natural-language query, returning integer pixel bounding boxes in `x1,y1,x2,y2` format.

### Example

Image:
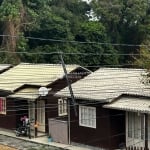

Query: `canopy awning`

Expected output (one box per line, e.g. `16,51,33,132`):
103,97,150,114
8,88,39,101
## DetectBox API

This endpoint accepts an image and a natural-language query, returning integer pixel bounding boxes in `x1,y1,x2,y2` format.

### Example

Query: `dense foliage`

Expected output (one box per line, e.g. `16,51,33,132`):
0,0,149,67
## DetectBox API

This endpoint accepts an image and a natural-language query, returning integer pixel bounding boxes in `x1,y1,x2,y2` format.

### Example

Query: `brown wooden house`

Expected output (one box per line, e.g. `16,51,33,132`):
104,95,150,150
56,68,148,149
0,63,91,137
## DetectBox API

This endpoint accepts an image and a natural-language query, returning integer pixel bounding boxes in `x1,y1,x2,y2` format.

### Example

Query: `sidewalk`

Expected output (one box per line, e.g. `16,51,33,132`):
0,129,91,150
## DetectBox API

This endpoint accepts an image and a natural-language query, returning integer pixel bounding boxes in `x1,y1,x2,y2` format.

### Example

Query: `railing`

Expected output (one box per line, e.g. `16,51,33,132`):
126,146,149,150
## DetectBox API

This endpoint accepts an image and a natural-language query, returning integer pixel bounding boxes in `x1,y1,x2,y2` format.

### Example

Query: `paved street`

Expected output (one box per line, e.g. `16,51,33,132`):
0,144,17,150
0,135,63,150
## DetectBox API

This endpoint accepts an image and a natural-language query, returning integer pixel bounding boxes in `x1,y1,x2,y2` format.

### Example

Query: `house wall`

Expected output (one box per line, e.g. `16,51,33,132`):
0,98,28,130
45,68,90,133
109,109,125,149
0,99,16,129
70,100,125,149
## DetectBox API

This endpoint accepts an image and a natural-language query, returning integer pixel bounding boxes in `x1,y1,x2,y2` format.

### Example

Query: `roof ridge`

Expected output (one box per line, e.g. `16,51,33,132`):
99,67,145,71
19,63,79,66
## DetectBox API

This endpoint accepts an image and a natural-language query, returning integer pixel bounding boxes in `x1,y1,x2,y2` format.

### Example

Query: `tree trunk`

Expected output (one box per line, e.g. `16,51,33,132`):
1,0,25,64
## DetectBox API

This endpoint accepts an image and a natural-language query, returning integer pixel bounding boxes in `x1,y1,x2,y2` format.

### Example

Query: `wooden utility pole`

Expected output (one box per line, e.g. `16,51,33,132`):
59,52,77,116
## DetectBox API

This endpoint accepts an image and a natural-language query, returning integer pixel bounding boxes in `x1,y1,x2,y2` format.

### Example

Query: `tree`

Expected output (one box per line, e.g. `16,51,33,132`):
0,0,24,63
91,0,150,64
22,0,90,64
0,0,39,64
75,21,119,66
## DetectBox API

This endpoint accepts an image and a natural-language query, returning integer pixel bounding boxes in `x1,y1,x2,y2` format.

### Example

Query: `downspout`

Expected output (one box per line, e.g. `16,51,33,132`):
68,99,71,144
34,100,37,138
145,113,148,150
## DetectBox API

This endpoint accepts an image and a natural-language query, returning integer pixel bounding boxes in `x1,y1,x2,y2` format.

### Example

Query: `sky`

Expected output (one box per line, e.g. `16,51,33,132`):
82,0,91,4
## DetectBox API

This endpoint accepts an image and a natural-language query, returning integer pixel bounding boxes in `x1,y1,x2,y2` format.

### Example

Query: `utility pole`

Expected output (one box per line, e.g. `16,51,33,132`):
59,52,77,145
59,52,77,116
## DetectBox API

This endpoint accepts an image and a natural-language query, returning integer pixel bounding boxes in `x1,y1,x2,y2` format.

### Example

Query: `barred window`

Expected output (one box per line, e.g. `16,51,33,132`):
0,97,6,115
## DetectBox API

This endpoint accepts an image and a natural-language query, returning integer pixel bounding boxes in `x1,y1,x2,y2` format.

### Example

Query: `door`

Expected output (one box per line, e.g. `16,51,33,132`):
126,112,145,148
28,102,35,121
37,100,45,132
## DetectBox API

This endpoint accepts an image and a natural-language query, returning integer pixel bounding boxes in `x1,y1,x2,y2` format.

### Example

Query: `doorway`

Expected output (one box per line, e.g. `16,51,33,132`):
37,100,45,132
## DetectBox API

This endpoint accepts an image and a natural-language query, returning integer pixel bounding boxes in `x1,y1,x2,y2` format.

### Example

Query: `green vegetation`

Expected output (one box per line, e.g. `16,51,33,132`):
0,0,149,67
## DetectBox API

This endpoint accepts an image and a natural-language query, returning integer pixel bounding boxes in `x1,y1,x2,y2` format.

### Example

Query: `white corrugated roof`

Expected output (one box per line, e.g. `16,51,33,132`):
103,97,150,113
0,63,81,92
0,64,11,72
8,88,39,100
56,68,150,102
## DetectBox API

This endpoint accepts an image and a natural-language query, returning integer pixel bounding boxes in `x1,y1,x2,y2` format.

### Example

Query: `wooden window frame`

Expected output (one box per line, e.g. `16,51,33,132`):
58,98,67,116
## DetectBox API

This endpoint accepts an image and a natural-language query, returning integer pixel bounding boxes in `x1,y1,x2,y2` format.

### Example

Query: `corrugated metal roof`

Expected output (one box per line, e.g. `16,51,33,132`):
0,63,80,92
8,88,39,100
56,68,150,102
103,97,150,113
0,64,11,72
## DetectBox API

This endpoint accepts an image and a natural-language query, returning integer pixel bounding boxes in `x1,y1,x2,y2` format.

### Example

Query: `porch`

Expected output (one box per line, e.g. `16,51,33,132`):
8,87,48,136
104,96,150,150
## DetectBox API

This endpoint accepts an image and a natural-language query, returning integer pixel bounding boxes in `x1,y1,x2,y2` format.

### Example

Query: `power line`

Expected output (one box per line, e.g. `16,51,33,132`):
0,34,149,47
0,49,150,56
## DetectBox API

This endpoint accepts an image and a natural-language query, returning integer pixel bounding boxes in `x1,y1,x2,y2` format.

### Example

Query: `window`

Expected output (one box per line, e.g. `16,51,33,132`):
79,106,96,128
128,112,144,139
58,98,67,116
0,97,6,115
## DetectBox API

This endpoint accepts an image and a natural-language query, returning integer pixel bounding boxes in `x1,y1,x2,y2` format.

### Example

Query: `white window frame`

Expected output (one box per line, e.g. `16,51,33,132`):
58,98,67,116
0,97,6,115
79,105,96,128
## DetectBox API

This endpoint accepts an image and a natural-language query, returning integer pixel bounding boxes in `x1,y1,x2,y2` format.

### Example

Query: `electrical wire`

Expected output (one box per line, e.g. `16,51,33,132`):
0,34,149,47
0,49,150,56
0,53,148,149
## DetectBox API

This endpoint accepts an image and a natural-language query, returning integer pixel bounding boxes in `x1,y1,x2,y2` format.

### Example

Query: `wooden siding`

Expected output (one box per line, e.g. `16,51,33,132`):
0,98,28,130
69,100,125,149
45,68,90,133
0,67,90,132
0,99,16,129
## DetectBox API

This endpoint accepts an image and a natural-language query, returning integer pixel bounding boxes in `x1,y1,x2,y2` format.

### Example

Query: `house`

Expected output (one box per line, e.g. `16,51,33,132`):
56,68,150,149
104,95,150,150
0,63,91,137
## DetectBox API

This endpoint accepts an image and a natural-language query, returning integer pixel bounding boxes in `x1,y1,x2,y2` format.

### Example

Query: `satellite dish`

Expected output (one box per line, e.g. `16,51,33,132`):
38,87,48,96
